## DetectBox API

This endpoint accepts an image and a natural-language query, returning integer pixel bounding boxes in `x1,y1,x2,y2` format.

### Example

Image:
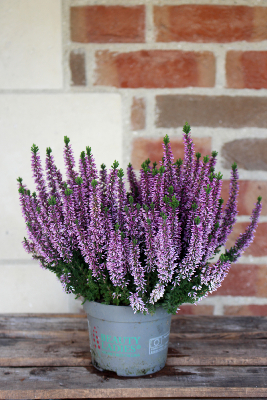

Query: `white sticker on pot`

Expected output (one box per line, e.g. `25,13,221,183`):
149,332,169,355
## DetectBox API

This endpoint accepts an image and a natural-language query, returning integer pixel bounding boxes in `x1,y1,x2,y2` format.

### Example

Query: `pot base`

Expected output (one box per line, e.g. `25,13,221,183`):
91,358,166,377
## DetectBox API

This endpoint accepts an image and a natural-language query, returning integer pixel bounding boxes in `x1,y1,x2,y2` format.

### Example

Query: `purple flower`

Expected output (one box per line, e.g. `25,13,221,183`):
18,125,262,314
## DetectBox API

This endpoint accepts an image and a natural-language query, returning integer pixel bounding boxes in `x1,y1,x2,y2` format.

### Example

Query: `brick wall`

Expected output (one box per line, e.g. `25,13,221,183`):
67,0,267,316
1,0,266,314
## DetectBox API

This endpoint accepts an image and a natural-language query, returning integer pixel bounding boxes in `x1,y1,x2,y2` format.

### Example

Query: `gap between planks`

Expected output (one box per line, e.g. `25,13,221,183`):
1,356,267,367
1,330,267,340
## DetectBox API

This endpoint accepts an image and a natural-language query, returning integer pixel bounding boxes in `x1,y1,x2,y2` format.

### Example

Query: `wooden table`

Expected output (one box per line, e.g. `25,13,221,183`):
0,314,267,399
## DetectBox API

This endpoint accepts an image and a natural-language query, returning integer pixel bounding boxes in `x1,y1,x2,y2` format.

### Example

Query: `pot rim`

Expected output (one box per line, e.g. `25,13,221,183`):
83,301,171,323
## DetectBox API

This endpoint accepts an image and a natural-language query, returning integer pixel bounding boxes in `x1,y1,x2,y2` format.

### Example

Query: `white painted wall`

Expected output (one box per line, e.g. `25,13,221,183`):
0,0,123,313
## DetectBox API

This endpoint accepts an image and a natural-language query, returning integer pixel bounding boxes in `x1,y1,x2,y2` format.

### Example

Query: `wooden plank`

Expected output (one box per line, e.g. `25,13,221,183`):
1,315,267,334
1,356,267,368
0,316,88,332
0,329,88,340
0,313,87,318
170,315,267,332
2,329,267,341
1,387,267,399
0,366,267,396
1,336,267,367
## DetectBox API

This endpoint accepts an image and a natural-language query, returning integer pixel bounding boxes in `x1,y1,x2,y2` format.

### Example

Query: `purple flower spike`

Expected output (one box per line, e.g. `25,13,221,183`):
107,226,128,287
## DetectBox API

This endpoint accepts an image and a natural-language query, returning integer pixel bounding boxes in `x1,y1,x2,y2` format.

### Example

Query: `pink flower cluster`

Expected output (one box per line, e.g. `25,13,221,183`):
18,124,262,313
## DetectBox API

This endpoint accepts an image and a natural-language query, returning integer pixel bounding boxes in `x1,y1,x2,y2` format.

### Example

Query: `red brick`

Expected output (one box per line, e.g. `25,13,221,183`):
221,180,267,216
69,50,86,86
131,97,146,131
70,6,145,43
156,95,267,129
212,264,267,297
95,50,215,88
226,51,267,89
177,305,214,316
131,137,211,170
222,139,267,171
225,223,267,257
224,305,267,316
154,5,267,43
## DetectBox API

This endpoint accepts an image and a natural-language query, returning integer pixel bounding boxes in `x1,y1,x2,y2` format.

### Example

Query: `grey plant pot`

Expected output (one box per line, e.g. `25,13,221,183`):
83,301,172,377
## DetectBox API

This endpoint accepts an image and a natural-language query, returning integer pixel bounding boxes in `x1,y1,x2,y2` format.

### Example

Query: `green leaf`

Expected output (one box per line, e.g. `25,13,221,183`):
75,177,83,186
117,168,124,179
232,162,237,171
163,134,170,145
183,122,191,134
64,136,70,146
175,158,183,167
31,144,39,154
112,160,119,170
91,179,98,188
194,216,200,225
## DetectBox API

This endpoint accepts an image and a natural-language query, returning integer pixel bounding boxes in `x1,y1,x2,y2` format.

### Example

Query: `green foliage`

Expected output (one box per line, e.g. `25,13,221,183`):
211,151,218,158
101,163,106,170
80,151,85,161
75,177,83,186
112,160,119,170
65,188,73,196
232,162,237,171
192,202,197,211
161,275,209,314
204,184,211,194
91,179,98,188
31,144,39,154
18,186,25,194
163,134,170,145
159,166,165,175
194,216,200,225
64,136,70,146
195,152,201,160
175,158,183,167
203,155,209,164
48,196,56,206
118,168,124,179
216,172,223,180
183,122,191,134
170,195,179,210
46,147,52,156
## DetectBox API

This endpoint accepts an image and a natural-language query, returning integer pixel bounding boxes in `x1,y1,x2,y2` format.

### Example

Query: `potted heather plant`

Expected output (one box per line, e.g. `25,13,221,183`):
17,123,262,376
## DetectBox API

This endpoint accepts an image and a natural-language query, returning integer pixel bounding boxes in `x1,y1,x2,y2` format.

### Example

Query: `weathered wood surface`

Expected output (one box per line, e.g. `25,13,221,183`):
0,314,267,398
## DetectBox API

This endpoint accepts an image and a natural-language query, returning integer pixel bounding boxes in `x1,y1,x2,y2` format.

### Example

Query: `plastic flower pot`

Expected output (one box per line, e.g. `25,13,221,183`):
83,301,172,377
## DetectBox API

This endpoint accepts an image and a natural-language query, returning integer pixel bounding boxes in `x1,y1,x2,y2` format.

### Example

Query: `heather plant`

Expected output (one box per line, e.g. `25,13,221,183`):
17,123,262,314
